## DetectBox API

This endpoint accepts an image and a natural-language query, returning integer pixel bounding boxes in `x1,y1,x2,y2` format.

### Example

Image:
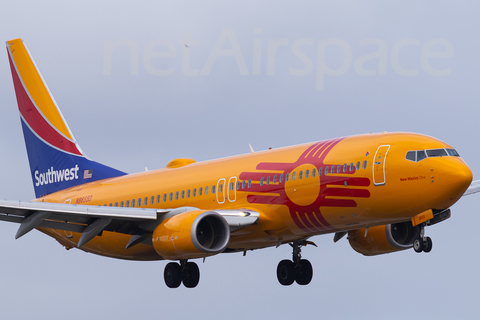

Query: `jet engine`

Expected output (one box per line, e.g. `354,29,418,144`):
348,222,420,256
152,210,230,260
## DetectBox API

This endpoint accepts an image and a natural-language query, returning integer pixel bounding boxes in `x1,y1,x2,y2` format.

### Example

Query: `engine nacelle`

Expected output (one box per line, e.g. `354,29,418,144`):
348,222,420,256
152,210,230,260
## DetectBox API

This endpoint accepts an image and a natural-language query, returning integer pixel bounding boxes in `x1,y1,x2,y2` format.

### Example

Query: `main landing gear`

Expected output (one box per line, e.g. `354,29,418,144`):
277,241,314,286
413,226,433,253
164,260,200,288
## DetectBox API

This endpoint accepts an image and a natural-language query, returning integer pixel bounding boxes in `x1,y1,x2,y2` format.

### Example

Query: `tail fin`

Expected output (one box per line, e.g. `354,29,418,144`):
6,38,126,198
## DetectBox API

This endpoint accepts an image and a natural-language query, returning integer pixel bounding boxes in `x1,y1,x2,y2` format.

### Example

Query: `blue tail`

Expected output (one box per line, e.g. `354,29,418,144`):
7,39,126,198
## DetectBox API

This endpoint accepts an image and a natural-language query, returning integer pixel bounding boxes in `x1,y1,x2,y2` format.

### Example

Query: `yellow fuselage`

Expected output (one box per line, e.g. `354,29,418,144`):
36,132,472,261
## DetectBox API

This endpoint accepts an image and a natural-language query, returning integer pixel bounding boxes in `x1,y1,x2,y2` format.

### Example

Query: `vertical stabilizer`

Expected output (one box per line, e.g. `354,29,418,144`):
6,39,126,198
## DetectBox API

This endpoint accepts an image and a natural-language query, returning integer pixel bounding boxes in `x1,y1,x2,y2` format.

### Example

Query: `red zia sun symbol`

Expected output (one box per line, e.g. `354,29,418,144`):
239,138,371,233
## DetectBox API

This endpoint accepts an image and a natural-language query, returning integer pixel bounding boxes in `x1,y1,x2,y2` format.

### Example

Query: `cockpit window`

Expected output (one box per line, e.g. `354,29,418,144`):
406,148,460,162
406,151,416,162
446,148,460,157
426,149,448,157
417,150,426,161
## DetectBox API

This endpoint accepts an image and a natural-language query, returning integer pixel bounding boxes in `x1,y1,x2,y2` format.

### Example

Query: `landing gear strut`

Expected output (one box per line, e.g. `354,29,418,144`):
413,226,433,253
276,241,313,286
164,260,200,288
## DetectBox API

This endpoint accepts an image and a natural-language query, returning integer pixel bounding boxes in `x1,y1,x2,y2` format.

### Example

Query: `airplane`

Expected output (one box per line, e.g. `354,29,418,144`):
3,38,479,288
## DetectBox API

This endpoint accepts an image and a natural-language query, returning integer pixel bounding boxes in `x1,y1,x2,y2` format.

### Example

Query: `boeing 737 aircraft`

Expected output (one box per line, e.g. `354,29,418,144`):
3,38,479,288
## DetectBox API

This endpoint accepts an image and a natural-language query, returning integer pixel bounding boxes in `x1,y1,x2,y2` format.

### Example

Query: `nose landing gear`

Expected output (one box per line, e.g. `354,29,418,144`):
413,226,433,253
164,259,200,288
276,241,314,286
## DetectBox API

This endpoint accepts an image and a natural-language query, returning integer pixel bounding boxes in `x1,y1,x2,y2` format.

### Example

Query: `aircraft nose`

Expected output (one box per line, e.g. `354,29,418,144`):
439,158,472,198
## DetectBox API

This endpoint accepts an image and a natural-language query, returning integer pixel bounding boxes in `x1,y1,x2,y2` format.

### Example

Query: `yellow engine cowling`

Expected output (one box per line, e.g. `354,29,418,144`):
152,210,230,260
348,222,420,256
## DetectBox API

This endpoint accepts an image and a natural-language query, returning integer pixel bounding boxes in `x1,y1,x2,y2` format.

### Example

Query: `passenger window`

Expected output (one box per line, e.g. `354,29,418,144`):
343,164,347,172
169,193,173,201
248,179,251,188
163,194,167,202
306,170,309,178
132,199,135,207
187,189,190,198
299,171,303,179
205,186,209,195
356,161,360,170
120,201,124,207
175,192,179,200
266,176,270,185
230,182,234,190
337,164,341,173
332,165,336,174
312,168,316,177
362,160,367,169
319,167,323,176
193,188,197,197
212,185,216,193
350,163,354,171
292,172,296,181
200,187,203,196
156,195,160,203
279,174,283,183
446,148,460,157
242,180,245,189
219,184,223,192
139,198,142,206
406,151,416,162
273,175,277,183
417,150,426,161
325,166,328,175
181,190,185,199
126,200,130,207
109,203,112,207
260,177,264,186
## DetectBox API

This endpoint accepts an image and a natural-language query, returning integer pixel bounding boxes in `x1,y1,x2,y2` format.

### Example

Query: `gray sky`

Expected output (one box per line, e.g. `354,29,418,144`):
1,1,480,319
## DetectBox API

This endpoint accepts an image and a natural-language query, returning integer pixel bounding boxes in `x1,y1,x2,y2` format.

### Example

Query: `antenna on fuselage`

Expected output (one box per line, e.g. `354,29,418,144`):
249,144,255,153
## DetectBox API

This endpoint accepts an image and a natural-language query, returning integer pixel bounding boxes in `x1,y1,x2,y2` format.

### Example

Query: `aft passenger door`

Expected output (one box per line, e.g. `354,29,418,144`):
373,145,390,186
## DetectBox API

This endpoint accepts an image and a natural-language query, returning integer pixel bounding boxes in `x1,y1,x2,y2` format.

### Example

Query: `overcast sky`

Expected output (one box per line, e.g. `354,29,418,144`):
1,1,480,319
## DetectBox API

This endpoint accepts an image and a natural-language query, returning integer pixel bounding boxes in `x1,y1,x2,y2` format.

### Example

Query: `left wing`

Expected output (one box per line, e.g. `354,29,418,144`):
0,200,259,248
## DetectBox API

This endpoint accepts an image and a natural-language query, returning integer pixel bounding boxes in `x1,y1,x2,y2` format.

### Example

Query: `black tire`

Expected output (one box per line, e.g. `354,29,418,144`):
164,262,182,288
183,262,200,288
424,237,433,253
295,259,313,285
413,237,424,253
277,260,295,286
